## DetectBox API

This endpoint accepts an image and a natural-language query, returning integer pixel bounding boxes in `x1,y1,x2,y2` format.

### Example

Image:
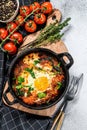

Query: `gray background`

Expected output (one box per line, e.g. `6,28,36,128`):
51,0,87,130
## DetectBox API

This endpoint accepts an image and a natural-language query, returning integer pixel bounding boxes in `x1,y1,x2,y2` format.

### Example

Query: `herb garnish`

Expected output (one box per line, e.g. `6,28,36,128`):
25,68,36,78
27,85,34,95
34,60,40,65
18,76,25,84
53,66,60,72
26,84,34,91
53,62,61,72
16,84,23,89
57,62,61,67
57,82,62,89
16,89,24,96
37,92,46,99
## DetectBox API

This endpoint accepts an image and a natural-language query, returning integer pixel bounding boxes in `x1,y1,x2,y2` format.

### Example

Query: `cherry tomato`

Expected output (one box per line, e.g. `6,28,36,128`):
41,2,53,14
7,22,17,32
34,13,46,24
3,42,17,55
15,15,24,25
29,2,40,13
25,20,37,33
10,32,23,44
0,28,8,40
20,6,30,17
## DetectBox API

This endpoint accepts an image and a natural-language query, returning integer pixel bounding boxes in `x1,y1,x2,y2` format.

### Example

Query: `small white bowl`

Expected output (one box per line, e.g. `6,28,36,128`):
0,0,19,23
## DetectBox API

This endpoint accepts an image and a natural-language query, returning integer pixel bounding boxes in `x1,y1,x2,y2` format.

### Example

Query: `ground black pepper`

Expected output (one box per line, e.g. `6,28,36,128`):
0,0,17,21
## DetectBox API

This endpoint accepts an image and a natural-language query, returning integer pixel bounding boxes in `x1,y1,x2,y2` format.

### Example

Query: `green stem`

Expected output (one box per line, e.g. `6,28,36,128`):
19,17,71,50
0,8,39,49
36,18,71,43
31,33,64,48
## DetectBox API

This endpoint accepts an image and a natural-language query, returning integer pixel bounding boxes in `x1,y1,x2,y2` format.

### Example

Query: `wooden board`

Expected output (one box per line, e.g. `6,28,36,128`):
2,39,68,117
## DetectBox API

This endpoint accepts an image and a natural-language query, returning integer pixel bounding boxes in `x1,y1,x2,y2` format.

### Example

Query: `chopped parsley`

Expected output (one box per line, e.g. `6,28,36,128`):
37,92,46,99
57,82,62,89
34,60,40,65
16,84,23,89
54,66,61,72
27,84,34,92
27,84,34,95
18,76,25,84
16,89,24,96
57,62,61,67
25,68,36,78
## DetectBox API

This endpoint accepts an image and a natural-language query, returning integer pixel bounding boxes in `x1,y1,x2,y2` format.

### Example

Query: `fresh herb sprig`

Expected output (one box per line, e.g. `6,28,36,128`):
33,17,71,47
20,17,71,50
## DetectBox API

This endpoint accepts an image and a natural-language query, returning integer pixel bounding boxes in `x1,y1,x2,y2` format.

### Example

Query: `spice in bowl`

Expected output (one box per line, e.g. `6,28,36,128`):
0,0,19,22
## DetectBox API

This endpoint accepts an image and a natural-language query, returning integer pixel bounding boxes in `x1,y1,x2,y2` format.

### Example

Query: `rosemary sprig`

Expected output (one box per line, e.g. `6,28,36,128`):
20,17,71,50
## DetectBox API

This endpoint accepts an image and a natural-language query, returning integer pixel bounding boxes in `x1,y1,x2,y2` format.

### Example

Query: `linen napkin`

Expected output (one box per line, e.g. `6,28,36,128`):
0,50,53,130
0,0,54,130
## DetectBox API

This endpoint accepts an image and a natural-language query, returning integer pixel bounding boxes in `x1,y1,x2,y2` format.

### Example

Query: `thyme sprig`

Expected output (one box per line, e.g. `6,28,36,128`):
20,17,71,50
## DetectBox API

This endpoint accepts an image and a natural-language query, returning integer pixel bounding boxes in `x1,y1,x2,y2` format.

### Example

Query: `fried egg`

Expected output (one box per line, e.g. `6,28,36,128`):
34,76,49,91
33,70,54,91
21,68,54,93
21,54,55,92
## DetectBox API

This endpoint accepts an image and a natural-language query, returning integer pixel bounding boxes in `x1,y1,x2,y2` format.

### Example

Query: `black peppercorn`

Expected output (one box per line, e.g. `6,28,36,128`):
0,0,17,21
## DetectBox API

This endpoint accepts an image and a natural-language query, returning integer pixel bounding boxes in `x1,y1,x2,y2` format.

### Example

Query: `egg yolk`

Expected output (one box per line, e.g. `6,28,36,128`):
34,77,49,91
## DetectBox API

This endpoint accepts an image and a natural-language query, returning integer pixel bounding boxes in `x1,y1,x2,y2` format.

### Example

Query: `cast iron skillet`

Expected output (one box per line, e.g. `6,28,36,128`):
3,48,74,110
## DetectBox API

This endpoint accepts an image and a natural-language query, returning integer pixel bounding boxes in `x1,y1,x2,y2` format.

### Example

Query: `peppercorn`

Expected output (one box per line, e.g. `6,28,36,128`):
0,0,17,21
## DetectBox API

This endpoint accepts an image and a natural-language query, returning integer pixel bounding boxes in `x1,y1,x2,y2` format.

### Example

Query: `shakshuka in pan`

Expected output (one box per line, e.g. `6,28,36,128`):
12,52,65,105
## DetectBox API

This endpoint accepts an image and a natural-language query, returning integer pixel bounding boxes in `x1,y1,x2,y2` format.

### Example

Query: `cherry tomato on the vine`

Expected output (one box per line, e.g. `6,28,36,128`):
3,42,17,55
0,28,8,40
10,32,23,44
20,6,30,17
7,22,17,32
41,2,53,14
34,13,46,24
29,2,40,13
25,20,37,33
15,15,24,25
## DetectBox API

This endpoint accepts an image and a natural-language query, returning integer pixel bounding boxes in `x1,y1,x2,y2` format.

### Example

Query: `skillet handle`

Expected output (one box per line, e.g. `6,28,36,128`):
3,87,18,105
57,52,74,69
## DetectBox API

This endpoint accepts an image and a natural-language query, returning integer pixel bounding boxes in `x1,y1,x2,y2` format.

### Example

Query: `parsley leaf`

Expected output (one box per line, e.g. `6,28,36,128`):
57,82,62,89
57,62,61,67
27,84,34,95
34,60,40,65
16,84,23,89
25,68,36,78
18,76,25,84
37,92,46,99
16,89,24,96
26,84,34,92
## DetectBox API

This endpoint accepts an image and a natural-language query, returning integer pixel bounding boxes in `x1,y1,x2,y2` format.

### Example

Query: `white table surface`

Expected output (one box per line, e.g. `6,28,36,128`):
51,0,87,130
